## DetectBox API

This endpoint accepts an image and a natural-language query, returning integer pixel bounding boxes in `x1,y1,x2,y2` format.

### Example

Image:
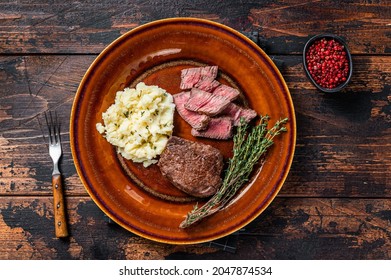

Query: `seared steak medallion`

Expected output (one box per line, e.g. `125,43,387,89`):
158,136,223,198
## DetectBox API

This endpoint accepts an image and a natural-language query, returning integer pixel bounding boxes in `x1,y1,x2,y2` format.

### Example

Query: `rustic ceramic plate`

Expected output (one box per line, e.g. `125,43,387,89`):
70,18,296,244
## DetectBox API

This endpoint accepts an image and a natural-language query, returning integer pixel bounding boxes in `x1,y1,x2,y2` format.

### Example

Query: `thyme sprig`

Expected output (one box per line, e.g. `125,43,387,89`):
179,115,288,228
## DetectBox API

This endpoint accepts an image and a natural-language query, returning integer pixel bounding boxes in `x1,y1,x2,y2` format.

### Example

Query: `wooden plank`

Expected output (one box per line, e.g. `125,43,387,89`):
0,196,389,259
0,55,96,196
0,55,390,197
0,1,390,54
279,56,391,197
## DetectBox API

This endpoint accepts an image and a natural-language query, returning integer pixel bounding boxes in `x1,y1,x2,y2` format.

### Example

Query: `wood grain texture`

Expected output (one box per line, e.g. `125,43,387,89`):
0,197,389,259
0,0,390,260
0,0,390,54
1,55,389,197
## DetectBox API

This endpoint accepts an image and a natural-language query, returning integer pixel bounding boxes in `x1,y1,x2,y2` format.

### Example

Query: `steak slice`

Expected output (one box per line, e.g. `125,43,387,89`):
173,91,210,130
180,68,201,90
185,88,231,116
180,66,218,90
221,102,257,126
191,117,233,140
195,78,220,92
158,136,223,197
212,84,240,101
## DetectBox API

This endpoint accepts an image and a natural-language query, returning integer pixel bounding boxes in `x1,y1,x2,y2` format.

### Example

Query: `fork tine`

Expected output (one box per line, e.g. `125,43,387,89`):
45,111,62,145
54,111,61,144
50,111,57,144
44,111,53,145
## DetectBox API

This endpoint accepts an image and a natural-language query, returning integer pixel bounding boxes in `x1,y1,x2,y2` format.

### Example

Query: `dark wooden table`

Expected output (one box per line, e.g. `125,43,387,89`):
0,1,390,260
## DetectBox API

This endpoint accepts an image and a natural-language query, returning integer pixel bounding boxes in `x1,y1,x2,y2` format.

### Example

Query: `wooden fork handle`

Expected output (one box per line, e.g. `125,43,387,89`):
52,174,69,238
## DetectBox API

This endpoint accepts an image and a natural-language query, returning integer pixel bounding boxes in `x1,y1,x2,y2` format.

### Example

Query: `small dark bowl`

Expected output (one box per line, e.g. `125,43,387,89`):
303,34,353,93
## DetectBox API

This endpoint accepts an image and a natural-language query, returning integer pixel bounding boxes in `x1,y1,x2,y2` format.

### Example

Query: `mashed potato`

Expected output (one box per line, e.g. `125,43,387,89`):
96,82,175,167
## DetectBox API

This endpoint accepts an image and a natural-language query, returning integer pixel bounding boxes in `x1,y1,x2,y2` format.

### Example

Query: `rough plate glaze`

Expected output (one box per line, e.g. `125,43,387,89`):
70,18,296,244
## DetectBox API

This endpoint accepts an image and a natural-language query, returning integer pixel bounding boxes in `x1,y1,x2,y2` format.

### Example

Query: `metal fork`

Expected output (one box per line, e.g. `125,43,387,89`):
45,111,69,238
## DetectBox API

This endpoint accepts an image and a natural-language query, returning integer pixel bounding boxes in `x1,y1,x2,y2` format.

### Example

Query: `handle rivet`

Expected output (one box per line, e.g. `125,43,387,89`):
57,203,60,209
55,184,58,189
58,221,61,226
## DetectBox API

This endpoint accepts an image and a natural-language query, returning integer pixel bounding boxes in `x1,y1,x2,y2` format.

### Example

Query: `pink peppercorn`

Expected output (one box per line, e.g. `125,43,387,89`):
305,38,350,89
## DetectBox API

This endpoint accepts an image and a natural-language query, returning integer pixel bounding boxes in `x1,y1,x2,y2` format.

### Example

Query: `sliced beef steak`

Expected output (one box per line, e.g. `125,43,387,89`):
180,68,201,90
185,88,231,116
221,102,257,126
158,136,223,198
180,66,218,90
191,117,233,140
173,91,210,130
195,78,220,92
212,84,240,101
176,65,257,140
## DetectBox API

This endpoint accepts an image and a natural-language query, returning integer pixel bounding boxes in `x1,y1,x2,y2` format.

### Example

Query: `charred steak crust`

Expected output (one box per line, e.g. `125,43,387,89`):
158,136,223,198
